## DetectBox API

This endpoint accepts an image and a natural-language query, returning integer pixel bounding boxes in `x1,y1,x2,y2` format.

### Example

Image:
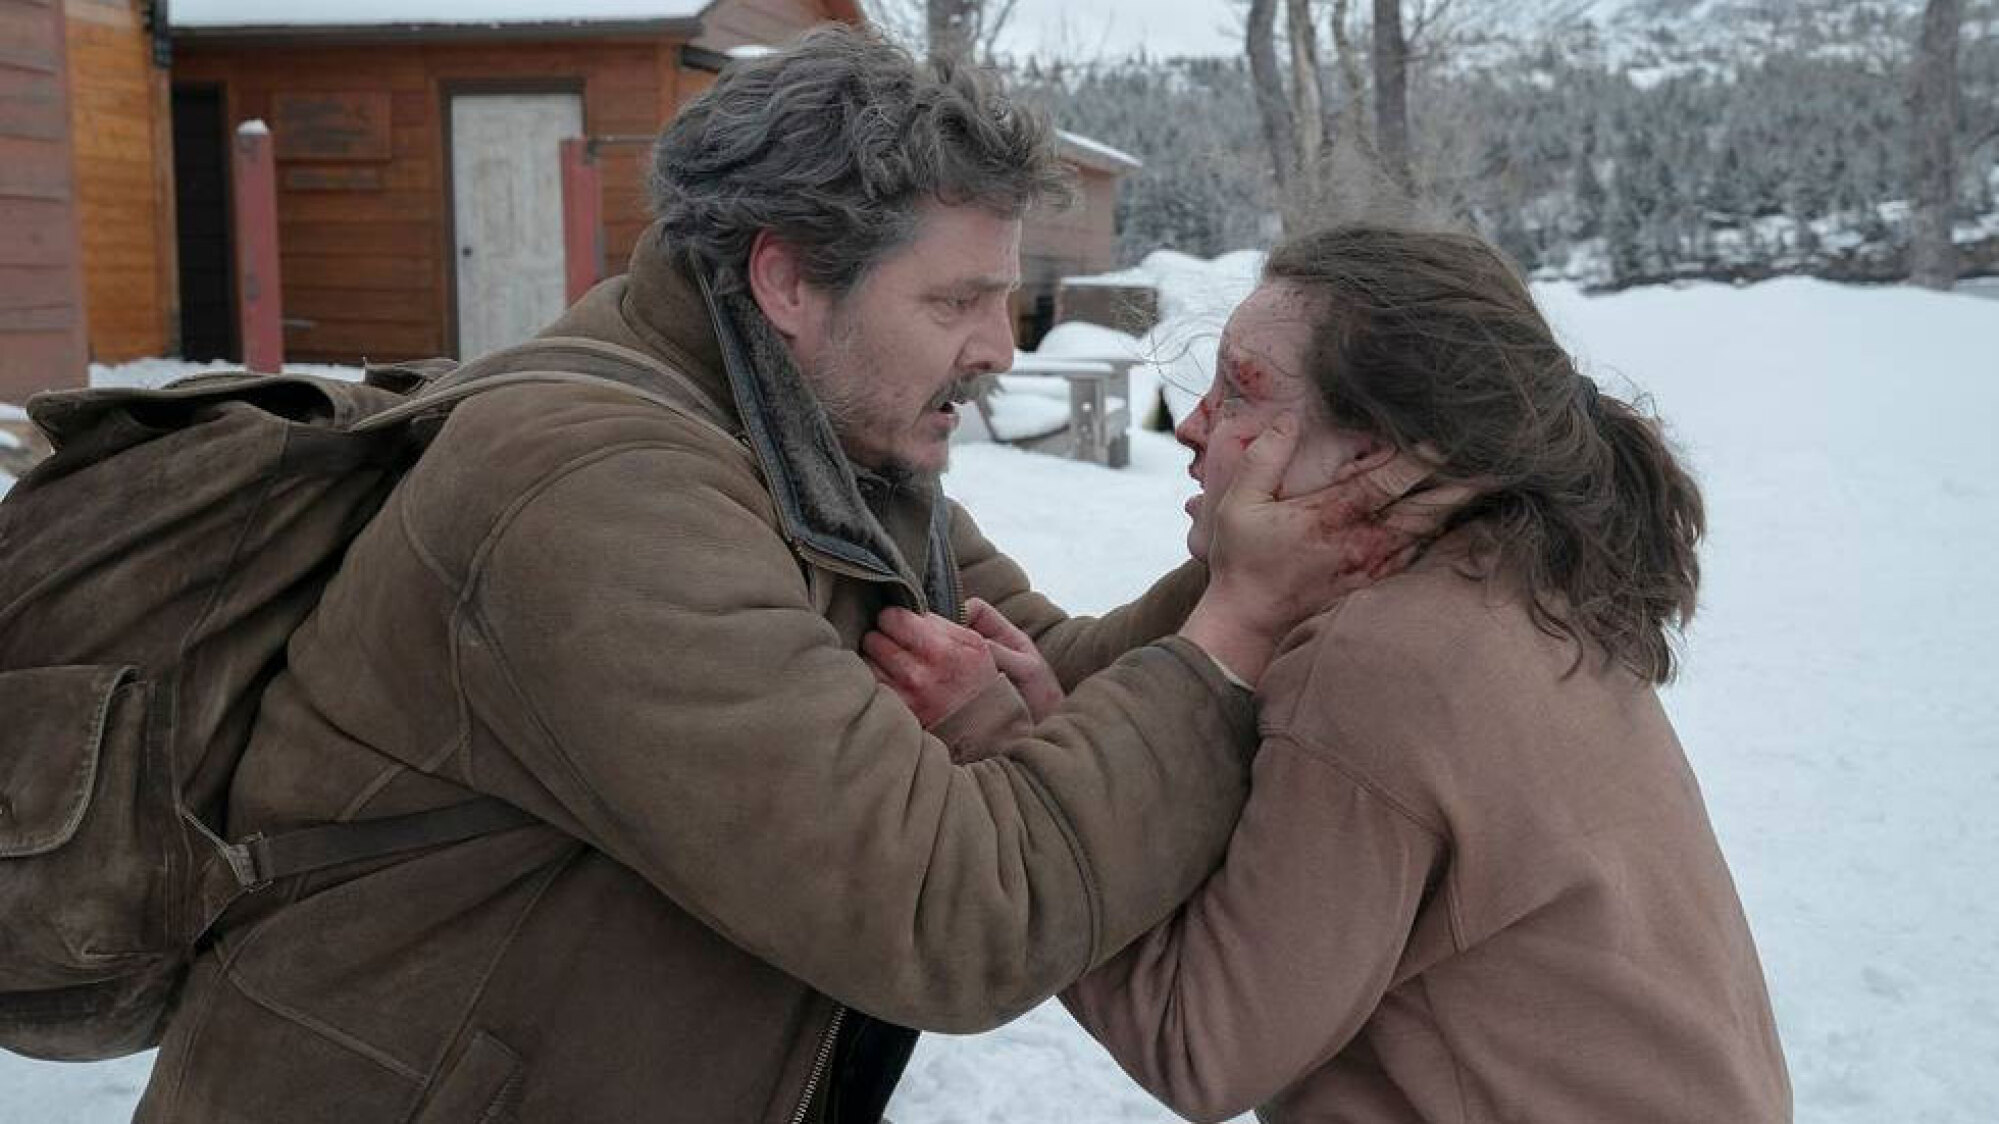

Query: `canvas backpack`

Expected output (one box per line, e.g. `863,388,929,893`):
0,337,731,1062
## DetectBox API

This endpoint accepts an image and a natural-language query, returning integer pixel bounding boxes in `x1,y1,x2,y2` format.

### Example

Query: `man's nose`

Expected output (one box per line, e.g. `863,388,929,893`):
963,299,1017,375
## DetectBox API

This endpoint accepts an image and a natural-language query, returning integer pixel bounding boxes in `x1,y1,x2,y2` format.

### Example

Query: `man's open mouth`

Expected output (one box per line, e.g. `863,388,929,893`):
929,380,980,415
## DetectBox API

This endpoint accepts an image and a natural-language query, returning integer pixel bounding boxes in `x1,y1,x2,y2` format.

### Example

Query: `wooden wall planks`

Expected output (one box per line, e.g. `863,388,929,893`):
0,0,88,399
65,0,174,363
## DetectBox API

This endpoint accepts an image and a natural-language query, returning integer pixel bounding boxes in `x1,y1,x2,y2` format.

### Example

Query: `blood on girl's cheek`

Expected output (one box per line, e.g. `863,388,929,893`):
1231,362,1272,399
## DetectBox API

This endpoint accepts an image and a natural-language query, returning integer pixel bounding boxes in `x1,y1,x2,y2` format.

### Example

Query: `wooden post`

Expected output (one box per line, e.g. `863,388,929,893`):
561,138,604,305
232,120,283,373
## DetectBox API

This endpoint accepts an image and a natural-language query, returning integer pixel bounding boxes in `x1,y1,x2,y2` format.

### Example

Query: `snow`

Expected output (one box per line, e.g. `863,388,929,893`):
84,358,365,390
0,403,25,500
4,270,1997,1122
1057,249,1264,423
969,375,1073,443
171,0,708,29
1035,320,1165,428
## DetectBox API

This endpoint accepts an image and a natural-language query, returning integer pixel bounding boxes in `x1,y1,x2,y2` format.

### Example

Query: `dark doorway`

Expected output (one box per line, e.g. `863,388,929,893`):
172,85,234,362
1018,291,1057,350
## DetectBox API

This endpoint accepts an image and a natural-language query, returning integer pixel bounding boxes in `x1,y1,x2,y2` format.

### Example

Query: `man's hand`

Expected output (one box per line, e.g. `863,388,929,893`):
965,598,1064,722
862,608,1002,727
1182,414,1472,685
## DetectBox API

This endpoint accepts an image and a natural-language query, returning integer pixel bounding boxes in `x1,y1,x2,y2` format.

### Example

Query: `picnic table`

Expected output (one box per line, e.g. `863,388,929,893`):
972,352,1134,468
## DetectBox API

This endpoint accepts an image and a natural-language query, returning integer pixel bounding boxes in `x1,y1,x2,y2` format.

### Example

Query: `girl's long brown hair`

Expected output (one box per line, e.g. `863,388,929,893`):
1266,226,1705,683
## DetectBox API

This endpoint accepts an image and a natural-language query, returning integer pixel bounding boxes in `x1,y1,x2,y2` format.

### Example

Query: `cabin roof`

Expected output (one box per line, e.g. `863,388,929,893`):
1057,131,1142,176
172,0,713,29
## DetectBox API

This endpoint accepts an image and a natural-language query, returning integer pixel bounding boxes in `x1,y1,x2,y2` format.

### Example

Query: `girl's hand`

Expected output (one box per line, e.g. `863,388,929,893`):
965,598,1064,722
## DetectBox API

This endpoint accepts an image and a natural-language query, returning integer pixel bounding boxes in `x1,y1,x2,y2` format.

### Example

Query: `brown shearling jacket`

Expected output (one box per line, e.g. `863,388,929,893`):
1062,533,1792,1124
135,226,1255,1124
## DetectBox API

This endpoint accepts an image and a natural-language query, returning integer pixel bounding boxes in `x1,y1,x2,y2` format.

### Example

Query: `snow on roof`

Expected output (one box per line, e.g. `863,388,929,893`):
1057,131,1142,174
172,0,711,30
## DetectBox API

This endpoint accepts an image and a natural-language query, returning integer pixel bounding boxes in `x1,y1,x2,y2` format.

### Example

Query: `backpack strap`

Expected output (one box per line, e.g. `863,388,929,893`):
213,797,540,891
197,339,727,920
351,337,736,441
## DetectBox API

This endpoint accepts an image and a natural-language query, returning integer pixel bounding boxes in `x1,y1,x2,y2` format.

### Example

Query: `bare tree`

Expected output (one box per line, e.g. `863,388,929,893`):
928,0,978,60
1373,0,1412,187
1330,0,1371,148
1247,0,1300,193
1287,0,1332,168
1909,0,1964,290
863,0,1018,61
861,0,924,48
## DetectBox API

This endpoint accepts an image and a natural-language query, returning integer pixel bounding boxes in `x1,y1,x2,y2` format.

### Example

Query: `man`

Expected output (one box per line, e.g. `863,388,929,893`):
139,27,1415,1123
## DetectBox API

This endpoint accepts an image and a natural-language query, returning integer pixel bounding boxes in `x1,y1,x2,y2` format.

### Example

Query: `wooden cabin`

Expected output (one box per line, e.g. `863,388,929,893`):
1,0,1143,397
167,0,865,364
1016,131,1140,347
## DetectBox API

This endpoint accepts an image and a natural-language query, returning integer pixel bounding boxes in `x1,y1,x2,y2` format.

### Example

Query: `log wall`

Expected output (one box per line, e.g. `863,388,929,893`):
64,0,175,362
0,0,88,399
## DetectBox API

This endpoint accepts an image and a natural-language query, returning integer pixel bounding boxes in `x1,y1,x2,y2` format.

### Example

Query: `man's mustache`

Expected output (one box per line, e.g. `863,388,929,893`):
926,377,984,411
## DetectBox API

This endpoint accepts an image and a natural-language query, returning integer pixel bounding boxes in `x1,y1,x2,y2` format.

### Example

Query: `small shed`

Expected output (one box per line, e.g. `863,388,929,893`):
1013,129,1141,347
167,0,866,364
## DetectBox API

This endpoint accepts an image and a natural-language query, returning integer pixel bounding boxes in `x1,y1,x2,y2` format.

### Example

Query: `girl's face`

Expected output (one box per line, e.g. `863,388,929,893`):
1174,282,1382,562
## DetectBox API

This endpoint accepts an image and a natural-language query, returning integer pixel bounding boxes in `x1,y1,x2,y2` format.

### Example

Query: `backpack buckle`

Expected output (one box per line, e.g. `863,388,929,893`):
219,835,272,891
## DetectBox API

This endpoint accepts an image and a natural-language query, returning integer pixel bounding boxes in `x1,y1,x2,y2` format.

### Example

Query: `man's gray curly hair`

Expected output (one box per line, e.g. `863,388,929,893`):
648,24,1074,296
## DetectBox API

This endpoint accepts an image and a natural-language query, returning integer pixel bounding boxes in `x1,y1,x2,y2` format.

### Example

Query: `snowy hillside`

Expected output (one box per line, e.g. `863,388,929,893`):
1028,0,1996,287
1,273,1995,1122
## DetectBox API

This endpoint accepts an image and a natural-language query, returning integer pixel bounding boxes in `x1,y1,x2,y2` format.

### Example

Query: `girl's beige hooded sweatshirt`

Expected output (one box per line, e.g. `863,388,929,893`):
1061,533,1792,1124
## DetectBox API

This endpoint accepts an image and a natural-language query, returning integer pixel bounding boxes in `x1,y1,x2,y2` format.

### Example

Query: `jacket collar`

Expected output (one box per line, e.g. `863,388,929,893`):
615,224,955,615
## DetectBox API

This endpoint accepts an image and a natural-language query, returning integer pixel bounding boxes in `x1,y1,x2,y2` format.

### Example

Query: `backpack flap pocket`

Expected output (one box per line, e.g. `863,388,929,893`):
0,665,168,986
0,666,137,857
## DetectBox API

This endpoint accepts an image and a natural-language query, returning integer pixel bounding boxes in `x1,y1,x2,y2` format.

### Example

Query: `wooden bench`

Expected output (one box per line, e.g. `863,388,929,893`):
972,353,1133,468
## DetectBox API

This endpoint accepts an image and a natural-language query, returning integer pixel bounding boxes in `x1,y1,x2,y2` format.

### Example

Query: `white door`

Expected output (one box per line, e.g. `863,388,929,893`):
451,93,583,359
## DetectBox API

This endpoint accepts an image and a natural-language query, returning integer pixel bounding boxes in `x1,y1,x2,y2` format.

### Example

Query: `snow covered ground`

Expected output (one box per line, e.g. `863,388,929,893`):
2,274,1995,1122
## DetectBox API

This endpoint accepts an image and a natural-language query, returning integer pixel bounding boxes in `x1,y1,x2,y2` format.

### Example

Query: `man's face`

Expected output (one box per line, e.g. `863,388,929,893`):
792,203,1022,479
1175,282,1375,561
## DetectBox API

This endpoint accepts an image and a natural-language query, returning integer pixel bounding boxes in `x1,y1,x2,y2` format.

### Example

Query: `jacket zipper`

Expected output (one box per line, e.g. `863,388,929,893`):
794,541,928,615
789,1004,847,1124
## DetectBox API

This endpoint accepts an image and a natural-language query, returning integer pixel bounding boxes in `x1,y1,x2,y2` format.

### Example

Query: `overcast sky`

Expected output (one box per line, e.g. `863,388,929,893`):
988,0,1249,61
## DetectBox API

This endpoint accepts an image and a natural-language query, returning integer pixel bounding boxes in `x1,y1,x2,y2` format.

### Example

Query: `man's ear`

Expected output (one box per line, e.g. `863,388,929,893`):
746,230,813,340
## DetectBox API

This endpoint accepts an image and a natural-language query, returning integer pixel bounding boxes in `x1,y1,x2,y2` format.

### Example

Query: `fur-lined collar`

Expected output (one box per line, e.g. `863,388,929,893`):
701,273,926,588
605,225,955,615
